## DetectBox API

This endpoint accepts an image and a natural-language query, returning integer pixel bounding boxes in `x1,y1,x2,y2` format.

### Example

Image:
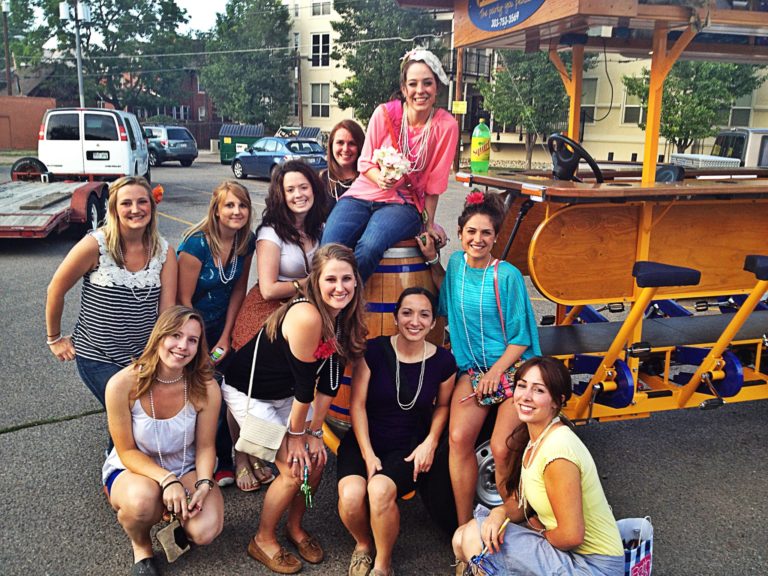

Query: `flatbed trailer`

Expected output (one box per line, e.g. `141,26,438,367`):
0,179,108,239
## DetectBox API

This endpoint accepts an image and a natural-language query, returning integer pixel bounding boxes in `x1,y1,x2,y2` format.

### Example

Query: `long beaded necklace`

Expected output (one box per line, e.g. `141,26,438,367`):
216,232,238,284
393,335,427,411
517,416,561,512
149,378,188,479
328,318,342,392
399,105,434,175
460,254,494,372
118,241,152,302
327,175,354,201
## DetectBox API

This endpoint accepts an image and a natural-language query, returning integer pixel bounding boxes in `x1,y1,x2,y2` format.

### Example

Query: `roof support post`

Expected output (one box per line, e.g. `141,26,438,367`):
549,44,583,142
641,22,697,184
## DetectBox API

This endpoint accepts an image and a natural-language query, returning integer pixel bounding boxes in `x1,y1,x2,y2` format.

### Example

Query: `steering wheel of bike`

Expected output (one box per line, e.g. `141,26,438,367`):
547,133,604,183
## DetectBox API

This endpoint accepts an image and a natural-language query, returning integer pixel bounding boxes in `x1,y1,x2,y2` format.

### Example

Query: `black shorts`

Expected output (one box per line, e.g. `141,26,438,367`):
336,433,417,498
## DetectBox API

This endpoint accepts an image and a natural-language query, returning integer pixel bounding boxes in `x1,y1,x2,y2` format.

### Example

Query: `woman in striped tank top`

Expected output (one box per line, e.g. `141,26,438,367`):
46,176,177,411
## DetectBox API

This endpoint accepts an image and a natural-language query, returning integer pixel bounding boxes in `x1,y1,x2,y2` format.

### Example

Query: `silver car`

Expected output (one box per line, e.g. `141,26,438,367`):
144,125,199,167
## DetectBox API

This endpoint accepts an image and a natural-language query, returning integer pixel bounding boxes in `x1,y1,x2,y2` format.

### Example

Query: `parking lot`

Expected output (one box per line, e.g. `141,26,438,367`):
1,154,766,575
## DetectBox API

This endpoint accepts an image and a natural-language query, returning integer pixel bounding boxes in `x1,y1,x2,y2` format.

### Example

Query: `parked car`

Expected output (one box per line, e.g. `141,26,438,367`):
144,125,199,167
37,108,150,180
231,137,327,179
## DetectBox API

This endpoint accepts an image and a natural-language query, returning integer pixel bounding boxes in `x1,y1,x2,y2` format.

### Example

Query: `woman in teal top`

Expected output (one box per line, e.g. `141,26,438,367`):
419,191,540,527
177,180,256,488
177,180,255,358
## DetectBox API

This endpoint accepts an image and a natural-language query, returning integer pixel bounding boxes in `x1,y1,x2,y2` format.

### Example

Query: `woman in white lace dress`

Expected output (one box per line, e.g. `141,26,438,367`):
46,176,177,410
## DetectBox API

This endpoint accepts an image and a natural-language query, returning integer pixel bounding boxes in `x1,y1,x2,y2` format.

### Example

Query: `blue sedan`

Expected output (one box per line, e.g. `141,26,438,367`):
231,137,327,179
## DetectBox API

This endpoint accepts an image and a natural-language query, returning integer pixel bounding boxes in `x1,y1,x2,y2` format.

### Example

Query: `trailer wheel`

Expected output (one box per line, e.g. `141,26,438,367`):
11,157,48,181
85,194,101,233
418,408,499,534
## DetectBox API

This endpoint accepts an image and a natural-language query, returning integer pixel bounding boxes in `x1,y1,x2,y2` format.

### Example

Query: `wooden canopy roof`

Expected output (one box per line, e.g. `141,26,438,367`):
396,1,768,63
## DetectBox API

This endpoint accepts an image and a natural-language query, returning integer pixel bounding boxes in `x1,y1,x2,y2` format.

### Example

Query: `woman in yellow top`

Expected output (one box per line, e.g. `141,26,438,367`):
452,357,624,576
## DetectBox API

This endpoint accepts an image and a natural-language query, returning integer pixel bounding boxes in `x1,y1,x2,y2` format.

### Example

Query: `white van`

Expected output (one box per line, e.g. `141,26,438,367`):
711,128,768,168
38,108,150,180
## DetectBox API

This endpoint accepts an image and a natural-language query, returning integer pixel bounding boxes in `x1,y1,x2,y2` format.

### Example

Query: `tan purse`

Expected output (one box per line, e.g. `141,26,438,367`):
234,329,287,462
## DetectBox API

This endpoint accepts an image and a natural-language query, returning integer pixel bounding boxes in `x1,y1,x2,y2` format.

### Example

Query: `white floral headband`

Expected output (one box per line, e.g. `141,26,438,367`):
401,48,449,86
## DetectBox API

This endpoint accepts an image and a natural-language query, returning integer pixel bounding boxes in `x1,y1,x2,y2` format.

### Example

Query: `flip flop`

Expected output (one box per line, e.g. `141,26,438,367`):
252,459,276,485
236,466,261,492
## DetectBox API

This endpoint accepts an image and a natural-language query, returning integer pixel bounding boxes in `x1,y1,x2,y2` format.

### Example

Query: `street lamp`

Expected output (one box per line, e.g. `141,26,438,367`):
2,0,10,96
59,1,90,107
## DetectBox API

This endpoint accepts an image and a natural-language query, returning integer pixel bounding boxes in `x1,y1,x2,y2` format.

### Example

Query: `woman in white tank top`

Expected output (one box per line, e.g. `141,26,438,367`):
102,306,223,576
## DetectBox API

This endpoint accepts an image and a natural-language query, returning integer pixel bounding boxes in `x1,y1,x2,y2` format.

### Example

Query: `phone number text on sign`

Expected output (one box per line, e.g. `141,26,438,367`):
468,0,545,32
491,11,519,29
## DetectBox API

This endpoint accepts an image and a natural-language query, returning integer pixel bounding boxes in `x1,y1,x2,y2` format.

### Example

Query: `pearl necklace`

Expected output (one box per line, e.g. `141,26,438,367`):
155,372,184,385
328,320,342,392
460,254,494,371
216,233,238,284
517,416,561,512
118,241,153,302
149,378,188,480
393,335,427,411
400,105,434,175
327,175,354,201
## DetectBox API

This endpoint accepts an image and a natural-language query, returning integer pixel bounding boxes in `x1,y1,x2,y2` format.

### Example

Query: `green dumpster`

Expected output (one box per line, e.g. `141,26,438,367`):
218,124,265,164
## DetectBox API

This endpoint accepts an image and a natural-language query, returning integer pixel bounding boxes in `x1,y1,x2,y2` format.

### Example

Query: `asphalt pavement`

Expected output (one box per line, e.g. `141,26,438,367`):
0,153,766,575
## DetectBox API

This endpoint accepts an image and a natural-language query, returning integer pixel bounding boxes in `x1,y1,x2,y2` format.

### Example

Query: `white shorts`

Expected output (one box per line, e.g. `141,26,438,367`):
221,381,314,428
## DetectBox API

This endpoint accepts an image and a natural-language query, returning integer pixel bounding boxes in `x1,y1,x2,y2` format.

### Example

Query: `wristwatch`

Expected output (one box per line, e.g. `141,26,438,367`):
305,428,323,439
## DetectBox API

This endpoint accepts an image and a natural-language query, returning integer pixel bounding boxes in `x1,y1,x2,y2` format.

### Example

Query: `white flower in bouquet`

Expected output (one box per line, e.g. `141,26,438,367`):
373,146,411,181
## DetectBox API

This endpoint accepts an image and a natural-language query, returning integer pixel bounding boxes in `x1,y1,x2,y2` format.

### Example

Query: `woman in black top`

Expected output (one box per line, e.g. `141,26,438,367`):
222,243,367,574
321,119,365,209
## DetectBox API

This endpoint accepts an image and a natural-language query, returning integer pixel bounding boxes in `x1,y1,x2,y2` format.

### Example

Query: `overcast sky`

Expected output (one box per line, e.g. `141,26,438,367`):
175,0,226,33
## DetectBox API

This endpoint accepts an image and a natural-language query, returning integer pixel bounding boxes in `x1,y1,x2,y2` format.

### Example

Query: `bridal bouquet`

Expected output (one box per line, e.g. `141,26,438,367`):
373,146,411,180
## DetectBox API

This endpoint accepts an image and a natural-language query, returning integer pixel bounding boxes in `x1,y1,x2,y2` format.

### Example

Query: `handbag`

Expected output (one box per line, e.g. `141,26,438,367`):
617,516,653,576
234,329,287,463
470,259,519,407
231,285,284,352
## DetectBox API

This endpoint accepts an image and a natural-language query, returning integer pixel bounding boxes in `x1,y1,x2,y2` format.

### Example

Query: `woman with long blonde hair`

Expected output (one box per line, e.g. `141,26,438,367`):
103,305,223,576
222,244,367,574
46,176,177,414
177,180,255,488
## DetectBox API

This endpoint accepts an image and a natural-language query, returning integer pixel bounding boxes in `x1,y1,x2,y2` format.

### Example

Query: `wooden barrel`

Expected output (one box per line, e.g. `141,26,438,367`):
326,239,444,433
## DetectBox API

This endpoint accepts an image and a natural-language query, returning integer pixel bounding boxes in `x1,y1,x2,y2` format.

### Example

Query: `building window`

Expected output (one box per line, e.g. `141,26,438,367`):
729,93,752,127
311,33,330,67
198,106,207,121
293,2,299,17
312,1,331,16
196,75,205,94
581,78,597,123
293,32,300,51
292,84,300,117
623,92,646,125
311,83,330,118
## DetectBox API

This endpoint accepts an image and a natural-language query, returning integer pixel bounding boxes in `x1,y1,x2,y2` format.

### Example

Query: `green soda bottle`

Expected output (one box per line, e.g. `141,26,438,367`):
470,118,491,174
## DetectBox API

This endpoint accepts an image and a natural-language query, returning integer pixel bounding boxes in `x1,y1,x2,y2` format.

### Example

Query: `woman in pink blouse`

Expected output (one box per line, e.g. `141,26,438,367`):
321,48,459,282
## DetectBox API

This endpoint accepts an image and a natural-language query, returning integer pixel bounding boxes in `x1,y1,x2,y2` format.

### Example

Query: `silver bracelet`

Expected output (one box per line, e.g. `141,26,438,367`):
305,428,323,439
425,254,440,266
287,428,305,437
46,334,64,346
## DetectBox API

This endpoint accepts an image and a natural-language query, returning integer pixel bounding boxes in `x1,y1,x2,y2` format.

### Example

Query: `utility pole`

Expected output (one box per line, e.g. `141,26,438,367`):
60,1,89,107
2,1,10,96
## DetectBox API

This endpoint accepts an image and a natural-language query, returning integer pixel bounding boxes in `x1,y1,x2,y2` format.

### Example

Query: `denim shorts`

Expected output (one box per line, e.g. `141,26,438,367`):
75,355,123,408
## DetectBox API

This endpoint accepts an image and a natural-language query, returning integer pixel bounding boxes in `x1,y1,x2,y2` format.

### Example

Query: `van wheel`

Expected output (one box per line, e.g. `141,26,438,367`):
180,159,193,167
84,194,101,233
11,157,48,181
418,407,499,534
149,150,161,167
97,189,109,223
232,160,246,179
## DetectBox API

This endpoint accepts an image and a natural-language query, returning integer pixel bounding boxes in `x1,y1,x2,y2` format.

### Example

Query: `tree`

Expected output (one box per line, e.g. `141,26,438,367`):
332,0,449,123
38,0,191,110
623,61,766,153
478,50,590,169
200,0,292,128
3,0,50,74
